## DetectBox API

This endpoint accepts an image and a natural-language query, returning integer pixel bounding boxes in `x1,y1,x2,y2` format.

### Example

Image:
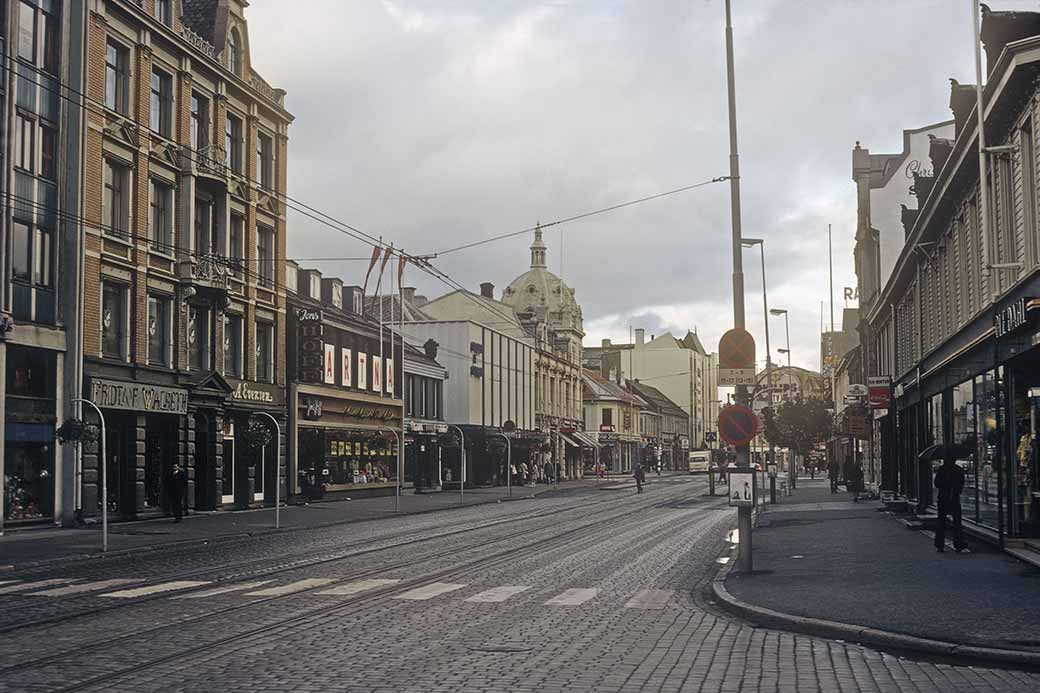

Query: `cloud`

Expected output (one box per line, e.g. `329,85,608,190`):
245,0,1009,373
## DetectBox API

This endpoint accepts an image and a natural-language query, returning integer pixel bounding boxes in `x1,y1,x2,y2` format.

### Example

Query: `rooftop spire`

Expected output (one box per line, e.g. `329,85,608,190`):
530,222,547,269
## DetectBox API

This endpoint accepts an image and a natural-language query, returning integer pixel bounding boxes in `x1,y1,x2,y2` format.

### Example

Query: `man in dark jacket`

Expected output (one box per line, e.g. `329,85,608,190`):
828,458,840,493
633,463,645,493
164,463,186,523
934,454,967,553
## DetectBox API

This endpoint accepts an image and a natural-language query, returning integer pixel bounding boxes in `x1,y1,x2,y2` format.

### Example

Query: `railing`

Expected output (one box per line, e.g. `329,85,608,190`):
182,26,216,59
178,255,229,289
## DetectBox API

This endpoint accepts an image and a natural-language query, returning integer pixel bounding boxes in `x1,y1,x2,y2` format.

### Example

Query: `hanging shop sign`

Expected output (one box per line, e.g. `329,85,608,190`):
298,309,324,383
90,378,188,415
867,376,891,409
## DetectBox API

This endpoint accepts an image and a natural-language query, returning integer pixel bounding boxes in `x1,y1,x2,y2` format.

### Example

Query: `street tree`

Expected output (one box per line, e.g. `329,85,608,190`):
762,396,833,458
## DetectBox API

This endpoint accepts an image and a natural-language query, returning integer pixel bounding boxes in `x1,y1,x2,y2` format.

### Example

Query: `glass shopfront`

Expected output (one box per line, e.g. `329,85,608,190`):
1009,350,1040,537
4,346,56,522
298,426,398,491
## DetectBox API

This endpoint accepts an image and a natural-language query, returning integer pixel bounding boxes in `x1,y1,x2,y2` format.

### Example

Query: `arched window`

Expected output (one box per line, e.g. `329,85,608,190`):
227,29,240,76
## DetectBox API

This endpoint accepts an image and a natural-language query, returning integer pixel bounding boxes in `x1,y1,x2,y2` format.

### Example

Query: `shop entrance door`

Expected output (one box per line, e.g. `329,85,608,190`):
221,418,236,505
1011,352,1040,537
194,413,213,510
105,414,135,518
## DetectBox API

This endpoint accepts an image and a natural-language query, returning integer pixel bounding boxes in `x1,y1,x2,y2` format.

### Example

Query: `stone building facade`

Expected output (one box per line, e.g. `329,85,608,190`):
79,0,292,518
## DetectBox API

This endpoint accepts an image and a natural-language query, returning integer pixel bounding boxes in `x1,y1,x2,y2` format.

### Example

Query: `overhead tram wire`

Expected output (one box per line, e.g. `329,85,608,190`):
433,177,729,256
9,52,724,331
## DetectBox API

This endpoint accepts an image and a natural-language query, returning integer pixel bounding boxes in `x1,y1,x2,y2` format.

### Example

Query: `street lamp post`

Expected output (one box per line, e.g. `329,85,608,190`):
491,432,512,498
254,412,282,528
447,424,466,504
71,398,107,552
379,427,402,512
773,307,794,489
742,238,775,487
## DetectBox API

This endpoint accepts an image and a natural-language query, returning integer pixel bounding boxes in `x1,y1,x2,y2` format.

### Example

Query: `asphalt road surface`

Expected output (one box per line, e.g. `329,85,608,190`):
1,476,1037,692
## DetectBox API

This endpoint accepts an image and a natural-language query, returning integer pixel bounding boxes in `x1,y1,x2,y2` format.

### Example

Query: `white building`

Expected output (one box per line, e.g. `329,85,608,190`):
584,330,718,449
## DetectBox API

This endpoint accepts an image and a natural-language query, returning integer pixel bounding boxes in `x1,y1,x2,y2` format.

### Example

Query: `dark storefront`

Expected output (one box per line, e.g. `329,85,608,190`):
891,295,1040,542
4,346,58,523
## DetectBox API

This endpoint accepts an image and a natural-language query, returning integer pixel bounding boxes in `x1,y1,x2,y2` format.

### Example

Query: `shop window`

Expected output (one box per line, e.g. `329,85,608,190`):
150,180,173,253
101,283,128,359
147,294,171,367
104,39,129,115
102,159,130,238
224,314,243,378
150,67,172,137
188,305,212,371
190,92,209,153
256,321,274,383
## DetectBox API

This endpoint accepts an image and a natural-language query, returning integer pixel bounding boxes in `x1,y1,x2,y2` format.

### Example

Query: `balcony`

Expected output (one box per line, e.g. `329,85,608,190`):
177,255,229,304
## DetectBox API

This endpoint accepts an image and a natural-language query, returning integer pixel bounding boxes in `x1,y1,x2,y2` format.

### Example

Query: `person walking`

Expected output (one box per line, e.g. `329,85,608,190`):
633,463,646,494
164,462,186,523
828,458,840,494
934,453,968,553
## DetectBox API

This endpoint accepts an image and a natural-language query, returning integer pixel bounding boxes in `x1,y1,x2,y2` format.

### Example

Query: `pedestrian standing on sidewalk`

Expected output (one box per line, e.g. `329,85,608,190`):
828,458,840,494
164,463,186,523
934,453,968,553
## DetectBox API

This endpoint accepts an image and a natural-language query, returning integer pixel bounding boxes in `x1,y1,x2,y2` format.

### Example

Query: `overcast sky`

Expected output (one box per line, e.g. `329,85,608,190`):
246,0,1017,372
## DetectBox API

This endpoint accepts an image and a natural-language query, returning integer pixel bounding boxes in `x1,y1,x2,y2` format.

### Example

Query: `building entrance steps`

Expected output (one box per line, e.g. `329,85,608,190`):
714,479,1040,668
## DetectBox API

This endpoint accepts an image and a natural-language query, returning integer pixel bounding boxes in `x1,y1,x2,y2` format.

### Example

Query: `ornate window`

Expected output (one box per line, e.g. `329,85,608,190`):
227,28,241,76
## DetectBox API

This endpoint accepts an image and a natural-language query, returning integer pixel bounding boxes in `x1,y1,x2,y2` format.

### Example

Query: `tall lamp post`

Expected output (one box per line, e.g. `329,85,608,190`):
772,308,794,489
71,398,107,552
741,238,774,475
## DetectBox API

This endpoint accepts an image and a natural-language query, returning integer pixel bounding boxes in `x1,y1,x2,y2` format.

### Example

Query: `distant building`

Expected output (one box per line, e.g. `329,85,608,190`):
627,380,690,470
582,373,647,473
583,330,718,450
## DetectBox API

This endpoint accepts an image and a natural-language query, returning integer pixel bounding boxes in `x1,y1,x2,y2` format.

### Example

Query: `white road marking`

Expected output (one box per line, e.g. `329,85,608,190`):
0,579,78,595
173,581,274,599
394,582,466,601
544,588,598,606
317,579,400,596
716,556,730,564
624,589,673,610
30,579,135,597
464,585,531,603
0,581,21,587
101,581,210,598
243,579,335,597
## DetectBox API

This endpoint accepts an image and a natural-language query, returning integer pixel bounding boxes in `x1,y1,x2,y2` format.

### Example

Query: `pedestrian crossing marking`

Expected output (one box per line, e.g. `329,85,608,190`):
174,581,274,599
0,581,20,587
544,588,598,606
624,589,673,610
464,585,531,603
317,579,400,596
244,579,335,597
101,580,210,598
0,579,78,595
394,582,466,601
30,579,135,597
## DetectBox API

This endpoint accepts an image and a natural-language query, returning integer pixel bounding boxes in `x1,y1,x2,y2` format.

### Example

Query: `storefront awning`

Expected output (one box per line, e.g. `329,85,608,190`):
573,431,603,449
559,432,583,448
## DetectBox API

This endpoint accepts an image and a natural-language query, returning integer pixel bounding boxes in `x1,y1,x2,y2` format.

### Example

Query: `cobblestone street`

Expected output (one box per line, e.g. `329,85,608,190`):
1,477,1038,692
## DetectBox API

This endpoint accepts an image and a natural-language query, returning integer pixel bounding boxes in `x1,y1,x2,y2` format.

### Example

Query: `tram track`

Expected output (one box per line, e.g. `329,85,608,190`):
40,481,723,693
0,483,650,635
0,478,718,688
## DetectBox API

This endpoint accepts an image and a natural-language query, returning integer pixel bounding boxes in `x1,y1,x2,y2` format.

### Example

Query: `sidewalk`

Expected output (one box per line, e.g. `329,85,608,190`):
715,479,1040,667
0,479,601,570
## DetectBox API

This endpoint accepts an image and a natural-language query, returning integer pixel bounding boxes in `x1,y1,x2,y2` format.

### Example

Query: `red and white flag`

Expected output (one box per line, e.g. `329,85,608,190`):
361,245,381,296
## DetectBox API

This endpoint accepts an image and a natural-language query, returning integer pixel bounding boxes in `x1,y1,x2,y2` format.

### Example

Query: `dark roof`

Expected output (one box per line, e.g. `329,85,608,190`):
627,381,687,419
403,342,442,370
679,331,707,355
364,294,432,323
181,0,219,43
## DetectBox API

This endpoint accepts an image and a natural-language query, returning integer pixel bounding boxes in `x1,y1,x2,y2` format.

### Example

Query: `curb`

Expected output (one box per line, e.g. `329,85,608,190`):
711,553,1040,669
1,484,572,572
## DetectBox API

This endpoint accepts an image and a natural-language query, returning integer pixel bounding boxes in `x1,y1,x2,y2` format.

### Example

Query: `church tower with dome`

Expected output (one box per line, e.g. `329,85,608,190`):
501,226,585,479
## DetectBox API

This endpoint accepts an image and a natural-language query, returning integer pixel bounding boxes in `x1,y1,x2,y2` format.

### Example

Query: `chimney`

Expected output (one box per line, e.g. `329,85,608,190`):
480,282,494,299
413,294,428,307
601,338,612,348
401,286,416,304
635,328,645,346
423,338,439,360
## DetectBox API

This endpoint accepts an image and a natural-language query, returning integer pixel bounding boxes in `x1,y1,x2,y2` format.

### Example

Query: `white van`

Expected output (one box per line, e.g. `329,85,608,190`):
688,450,712,474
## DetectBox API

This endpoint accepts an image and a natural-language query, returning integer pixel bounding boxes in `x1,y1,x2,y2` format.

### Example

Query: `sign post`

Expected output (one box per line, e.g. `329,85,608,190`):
718,402,759,572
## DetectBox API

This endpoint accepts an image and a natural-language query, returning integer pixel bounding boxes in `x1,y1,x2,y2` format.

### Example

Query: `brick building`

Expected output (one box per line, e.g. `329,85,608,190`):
79,0,292,518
